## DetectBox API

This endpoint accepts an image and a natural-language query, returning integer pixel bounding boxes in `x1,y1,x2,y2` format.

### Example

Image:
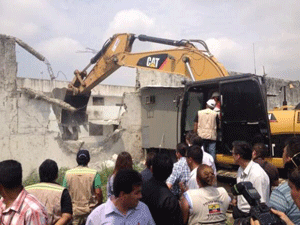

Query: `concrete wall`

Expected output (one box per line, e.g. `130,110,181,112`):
136,68,187,88
0,35,142,178
265,77,300,110
0,35,75,177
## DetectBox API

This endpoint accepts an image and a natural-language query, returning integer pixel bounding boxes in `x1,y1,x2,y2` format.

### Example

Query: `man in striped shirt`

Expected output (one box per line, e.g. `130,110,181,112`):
0,160,48,225
269,137,300,225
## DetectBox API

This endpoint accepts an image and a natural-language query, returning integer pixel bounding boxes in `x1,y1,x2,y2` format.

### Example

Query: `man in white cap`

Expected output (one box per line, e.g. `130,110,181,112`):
194,99,219,160
211,92,221,112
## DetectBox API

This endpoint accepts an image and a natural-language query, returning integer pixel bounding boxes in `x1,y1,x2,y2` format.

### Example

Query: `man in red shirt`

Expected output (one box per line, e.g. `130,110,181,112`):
0,160,48,225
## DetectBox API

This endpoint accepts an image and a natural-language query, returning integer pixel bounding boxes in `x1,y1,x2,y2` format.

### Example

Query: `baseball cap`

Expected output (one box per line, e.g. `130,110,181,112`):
206,99,216,108
77,149,90,161
211,92,220,98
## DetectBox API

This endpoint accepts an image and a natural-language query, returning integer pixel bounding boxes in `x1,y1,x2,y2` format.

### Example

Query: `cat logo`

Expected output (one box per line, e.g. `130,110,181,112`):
146,57,160,68
137,54,168,69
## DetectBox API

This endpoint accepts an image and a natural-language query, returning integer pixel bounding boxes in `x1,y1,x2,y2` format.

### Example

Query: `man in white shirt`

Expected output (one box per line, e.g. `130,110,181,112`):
232,141,270,220
186,145,203,189
191,135,217,175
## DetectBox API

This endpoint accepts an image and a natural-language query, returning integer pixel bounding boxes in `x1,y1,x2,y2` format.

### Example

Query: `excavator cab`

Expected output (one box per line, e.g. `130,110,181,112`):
180,74,271,167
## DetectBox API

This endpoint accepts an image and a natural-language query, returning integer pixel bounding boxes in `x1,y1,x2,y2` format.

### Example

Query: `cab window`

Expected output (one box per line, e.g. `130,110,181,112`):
221,80,266,122
184,91,204,131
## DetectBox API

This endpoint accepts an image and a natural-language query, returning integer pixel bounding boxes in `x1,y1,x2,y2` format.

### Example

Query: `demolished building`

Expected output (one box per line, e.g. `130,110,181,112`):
0,35,142,177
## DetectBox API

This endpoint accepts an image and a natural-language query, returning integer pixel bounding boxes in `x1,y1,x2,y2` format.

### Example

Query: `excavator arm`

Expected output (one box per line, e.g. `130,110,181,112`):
67,33,228,95
61,33,228,129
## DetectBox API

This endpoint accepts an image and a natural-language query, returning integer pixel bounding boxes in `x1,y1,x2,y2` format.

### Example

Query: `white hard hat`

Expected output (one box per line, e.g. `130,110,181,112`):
211,92,220,98
206,99,216,108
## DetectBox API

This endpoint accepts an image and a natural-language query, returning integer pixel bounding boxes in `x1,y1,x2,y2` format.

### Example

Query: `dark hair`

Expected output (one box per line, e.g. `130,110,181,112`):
0,160,22,189
152,154,173,181
285,136,300,158
251,134,265,146
113,152,133,175
176,143,188,157
289,168,300,190
191,135,203,147
145,152,156,169
232,141,252,160
39,159,58,182
185,131,197,144
76,149,90,166
113,169,142,197
196,164,215,187
187,145,203,164
252,143,268,159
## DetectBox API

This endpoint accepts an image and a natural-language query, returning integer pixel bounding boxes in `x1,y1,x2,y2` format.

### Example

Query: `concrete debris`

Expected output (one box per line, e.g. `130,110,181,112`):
21,88,77,112
100,160,115,169
111,154,118,161
9,35,55,80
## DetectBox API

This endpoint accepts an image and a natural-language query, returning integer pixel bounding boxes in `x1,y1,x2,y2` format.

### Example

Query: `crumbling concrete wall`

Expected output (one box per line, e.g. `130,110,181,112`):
88,91,143,169
0,35,18,137
0,35,143,177
136,68,187,88
119,92,142,159
0,35,77,177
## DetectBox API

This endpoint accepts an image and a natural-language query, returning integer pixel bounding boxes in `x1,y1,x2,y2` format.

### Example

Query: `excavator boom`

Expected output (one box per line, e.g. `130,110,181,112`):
67,33,228,95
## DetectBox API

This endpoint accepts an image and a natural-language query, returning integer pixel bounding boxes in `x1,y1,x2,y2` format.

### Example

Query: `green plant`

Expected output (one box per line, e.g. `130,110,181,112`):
23,169,39,187
57,167,69,186
98,165,114,202
23,167,70,187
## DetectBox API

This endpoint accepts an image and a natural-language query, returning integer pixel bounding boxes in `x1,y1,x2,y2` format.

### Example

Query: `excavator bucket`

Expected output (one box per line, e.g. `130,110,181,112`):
61,91,91,126
52,87,90,132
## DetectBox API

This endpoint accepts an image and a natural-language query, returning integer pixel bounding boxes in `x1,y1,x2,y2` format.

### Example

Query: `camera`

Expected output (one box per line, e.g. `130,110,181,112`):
231,182,286,225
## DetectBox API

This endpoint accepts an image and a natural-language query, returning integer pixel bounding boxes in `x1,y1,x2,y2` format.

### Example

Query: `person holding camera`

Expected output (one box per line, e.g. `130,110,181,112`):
251,167,300,225
231,141,270,219
269,137,300,224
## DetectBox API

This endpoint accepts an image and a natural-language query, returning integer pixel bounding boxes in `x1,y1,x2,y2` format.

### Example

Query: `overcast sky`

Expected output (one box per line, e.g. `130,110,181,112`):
1,0,299,86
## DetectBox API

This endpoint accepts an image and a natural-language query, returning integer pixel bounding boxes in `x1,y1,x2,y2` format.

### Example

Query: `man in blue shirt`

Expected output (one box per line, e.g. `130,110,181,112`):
86,169,155,225
166,143,190,199
269,137,300,225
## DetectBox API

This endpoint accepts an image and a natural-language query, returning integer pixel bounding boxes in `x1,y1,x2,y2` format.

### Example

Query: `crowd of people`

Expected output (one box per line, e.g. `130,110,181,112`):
1,134,300,225
0,93,300,224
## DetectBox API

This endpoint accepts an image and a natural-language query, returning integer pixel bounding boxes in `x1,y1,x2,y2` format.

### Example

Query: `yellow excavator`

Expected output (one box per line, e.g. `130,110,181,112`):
61,33,228,130
61,33,274,172
268,104,300,158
